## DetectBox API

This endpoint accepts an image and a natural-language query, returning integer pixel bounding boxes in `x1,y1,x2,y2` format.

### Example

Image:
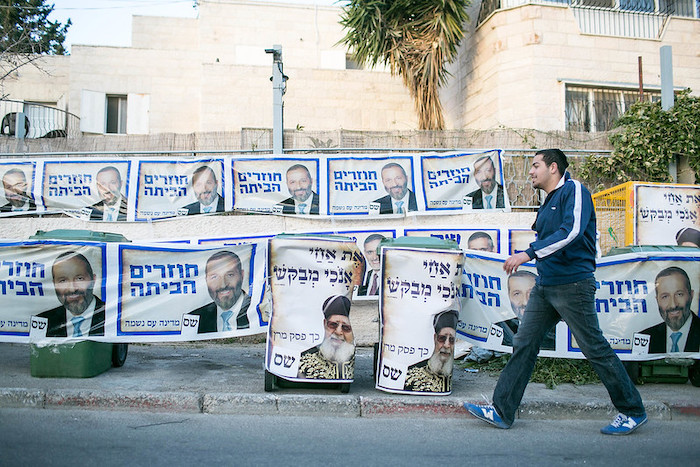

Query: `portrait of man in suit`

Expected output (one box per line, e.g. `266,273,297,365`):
37,251,104,337
297,295,355,380
404,310,458,393
1,168,35,213
641,266,700,353
373,162,417,214
467,231,495,252
183,165,224,215
495,271,555,350
357,234,385,297
90,165,127,221
187,250,250,333
466,155,505,209
278,164,319,215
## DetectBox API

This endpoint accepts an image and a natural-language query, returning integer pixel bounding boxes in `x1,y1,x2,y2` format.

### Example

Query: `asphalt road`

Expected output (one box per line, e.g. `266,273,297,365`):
1,408,697,466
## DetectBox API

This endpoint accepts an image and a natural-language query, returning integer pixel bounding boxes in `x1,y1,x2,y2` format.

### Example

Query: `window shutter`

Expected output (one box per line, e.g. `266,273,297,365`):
126,93,150,135
80,90,106,134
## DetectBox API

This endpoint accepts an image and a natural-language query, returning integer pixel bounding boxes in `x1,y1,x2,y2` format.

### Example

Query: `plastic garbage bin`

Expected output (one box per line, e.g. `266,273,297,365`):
28,229,130,378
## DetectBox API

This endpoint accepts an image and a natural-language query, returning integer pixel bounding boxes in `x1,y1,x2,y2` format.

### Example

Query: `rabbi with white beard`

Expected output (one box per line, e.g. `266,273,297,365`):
297,295,355,380
403,310,458,393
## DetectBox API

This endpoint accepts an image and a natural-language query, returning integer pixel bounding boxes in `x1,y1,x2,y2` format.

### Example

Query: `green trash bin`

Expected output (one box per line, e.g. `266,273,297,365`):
28,229,130,378
606,245,700,386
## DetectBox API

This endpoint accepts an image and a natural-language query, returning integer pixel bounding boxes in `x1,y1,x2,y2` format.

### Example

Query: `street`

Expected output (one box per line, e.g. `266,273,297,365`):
1,408,696,466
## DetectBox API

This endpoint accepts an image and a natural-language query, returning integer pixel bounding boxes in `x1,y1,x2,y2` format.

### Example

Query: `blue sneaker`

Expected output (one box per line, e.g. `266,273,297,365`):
464,402,511,429
600,413,648,435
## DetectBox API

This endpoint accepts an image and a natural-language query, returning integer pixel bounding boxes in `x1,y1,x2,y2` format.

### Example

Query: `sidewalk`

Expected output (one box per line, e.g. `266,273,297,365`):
1,342,698,421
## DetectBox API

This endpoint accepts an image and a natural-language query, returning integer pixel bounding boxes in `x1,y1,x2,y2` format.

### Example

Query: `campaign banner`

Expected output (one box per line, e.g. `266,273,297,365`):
419,150,509,212
134,158,226,221
0,161,40,216
0,239,267,343
265,235,364,383
118,243,265,339
458,250,700,360
0,242,107,340
376,246,464,395
327,155,419,216
232,157,321,215
41,159,132,221
635,184,700,247
0,151,519,221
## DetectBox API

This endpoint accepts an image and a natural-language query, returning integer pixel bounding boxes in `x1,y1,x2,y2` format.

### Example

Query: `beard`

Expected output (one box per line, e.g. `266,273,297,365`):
211,287,241,311
319,336,355,364
59,291,93,315
662,306,691,331
427,350,454,376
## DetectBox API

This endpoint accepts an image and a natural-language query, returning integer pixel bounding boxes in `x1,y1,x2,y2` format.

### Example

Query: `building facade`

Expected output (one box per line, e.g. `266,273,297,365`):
0,0,698,139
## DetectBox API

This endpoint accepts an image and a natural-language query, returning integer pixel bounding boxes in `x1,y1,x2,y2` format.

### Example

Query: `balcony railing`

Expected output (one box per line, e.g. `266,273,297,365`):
477,0,698,39
0,100,81,139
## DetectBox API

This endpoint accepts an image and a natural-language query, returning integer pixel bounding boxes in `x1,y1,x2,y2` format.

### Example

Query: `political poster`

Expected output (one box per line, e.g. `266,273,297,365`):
327,156,418,216
419,150,509,212
376,246,464,395
0,161,39,217
635,184,700,247
117,242,265,340
457,250,700,360
232,157,321,215
265,235,364,383
0,241,106,341
134,159,226,221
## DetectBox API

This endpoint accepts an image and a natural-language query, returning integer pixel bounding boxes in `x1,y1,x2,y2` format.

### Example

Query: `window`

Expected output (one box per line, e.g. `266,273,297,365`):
106,95,127,134
565,85,661,132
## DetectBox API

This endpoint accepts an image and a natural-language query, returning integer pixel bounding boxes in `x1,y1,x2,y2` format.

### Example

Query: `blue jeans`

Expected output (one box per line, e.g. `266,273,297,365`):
493,277,645,426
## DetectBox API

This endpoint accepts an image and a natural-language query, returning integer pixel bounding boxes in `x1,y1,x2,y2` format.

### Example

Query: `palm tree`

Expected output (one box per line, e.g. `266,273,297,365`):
339,0,470,130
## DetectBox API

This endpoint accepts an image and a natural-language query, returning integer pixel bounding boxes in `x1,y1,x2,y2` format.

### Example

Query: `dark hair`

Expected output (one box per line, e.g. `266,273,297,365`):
676,227,700,248
53,251,94,278
363,233,386,246
535,149,569,176
655,266,691,294
381,162,407,177
467,231,493,246
473,155,495,171
2,167,27,181
206,250,242,274
96,165,122,184
192,165,217,184
286,164,312,179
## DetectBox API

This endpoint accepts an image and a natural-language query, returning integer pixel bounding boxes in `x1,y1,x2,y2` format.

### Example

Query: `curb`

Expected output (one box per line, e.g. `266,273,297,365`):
2,388,699,420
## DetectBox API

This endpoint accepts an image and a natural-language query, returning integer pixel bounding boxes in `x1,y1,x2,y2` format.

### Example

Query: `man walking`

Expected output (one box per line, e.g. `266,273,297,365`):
464,149,647,435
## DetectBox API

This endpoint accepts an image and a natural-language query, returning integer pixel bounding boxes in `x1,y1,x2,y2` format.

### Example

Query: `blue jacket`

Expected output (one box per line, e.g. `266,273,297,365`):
524,172,597,286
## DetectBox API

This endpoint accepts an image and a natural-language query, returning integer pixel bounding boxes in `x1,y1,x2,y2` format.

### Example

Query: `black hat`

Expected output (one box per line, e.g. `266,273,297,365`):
433,310,458,332
676,227,700,247
322,295,351,319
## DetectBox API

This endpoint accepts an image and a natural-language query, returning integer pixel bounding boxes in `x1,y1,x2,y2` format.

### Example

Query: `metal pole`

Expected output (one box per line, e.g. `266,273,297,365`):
637,56,643,101
265,45,285,155
660,46,676,181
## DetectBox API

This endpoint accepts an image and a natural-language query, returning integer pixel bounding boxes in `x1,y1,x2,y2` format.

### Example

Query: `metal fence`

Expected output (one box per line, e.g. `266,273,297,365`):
0,100,81,139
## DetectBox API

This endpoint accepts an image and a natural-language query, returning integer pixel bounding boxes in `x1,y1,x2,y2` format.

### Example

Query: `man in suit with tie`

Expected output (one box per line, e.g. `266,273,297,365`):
90,165,127,221
1,168,36,213
183,165,225,214
187,250,251,333
467,155,505,209
641,266,700,353
37,251,105,337
357,234,385,297
373,162,417,214
278,164,319,215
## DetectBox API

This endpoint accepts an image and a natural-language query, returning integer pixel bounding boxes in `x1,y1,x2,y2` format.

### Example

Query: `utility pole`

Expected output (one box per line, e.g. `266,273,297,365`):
265,45,286,155
660,46,676,182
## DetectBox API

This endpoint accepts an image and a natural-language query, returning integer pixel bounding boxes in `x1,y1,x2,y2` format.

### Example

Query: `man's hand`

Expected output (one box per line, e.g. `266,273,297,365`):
503,252,531,275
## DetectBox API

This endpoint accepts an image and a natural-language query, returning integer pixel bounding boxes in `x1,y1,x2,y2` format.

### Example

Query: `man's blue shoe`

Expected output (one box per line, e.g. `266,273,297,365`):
600,413,647,435
464,402,511,429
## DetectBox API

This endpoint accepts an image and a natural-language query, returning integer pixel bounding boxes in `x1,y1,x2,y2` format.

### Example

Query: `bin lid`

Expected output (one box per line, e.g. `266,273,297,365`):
605,245,698,256
30,229,130,243
379,236,460,251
